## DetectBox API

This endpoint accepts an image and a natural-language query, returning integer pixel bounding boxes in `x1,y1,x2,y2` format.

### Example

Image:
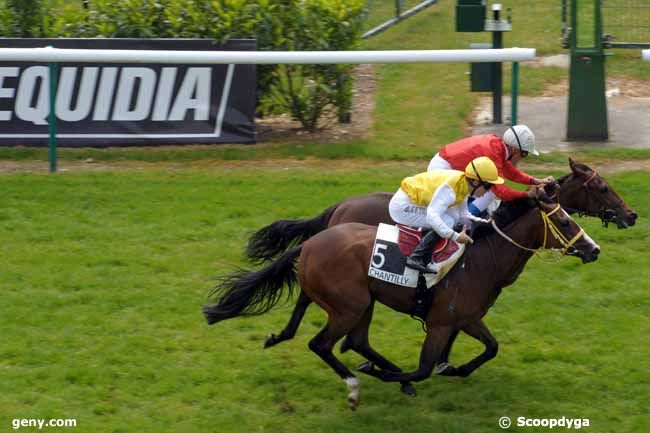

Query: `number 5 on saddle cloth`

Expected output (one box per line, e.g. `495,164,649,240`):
368,223,466,289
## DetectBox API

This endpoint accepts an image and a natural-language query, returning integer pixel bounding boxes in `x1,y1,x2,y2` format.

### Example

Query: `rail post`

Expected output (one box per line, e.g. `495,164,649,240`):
48,61,58,173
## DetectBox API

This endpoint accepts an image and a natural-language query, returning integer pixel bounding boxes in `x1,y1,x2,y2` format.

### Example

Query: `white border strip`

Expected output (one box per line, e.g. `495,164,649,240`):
215,64,234,136
643,49,650,61
0,47,536,64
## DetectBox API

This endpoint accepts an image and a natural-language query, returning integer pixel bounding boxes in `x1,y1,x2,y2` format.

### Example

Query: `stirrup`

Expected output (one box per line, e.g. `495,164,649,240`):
405,258,429,273
425,263,439,274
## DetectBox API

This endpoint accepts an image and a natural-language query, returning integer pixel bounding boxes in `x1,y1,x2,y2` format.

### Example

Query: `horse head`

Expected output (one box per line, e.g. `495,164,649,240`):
557,158,637,229
533,187,601,263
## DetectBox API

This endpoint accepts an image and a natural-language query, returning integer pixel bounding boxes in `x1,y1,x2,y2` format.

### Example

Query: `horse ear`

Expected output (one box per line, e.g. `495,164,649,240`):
569,157,587,176
546,181,561,196
535,186,554,204
543,180,560,196
569,157,577,172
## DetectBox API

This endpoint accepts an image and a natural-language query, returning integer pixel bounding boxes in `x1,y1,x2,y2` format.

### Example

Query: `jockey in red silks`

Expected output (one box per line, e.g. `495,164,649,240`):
427,125,553,216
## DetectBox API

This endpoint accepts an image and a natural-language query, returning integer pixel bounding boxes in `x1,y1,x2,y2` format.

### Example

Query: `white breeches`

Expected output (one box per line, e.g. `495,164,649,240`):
388,188,462,231
427,153,452,172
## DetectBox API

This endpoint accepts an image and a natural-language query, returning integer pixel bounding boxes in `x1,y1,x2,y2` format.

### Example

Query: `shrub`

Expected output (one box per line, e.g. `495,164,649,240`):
3,0,368,131
3,0,44,37
0,1,16,37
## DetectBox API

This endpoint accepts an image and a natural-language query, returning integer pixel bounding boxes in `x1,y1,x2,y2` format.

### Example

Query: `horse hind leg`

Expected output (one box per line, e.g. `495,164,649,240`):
264,290,311,349
308,316,365,410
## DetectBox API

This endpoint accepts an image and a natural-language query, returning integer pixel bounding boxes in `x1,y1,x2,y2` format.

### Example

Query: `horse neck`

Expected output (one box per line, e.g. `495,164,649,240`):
557,174,585,211
486,207,544,288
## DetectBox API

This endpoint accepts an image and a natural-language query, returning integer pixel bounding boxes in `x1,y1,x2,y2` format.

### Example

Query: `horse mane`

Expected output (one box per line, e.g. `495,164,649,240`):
472,197,536,239
556,172,571,185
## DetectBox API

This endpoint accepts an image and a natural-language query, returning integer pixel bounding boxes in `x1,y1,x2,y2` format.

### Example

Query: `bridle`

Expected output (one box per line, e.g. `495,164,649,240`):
553,170,618,227
490,204,586,261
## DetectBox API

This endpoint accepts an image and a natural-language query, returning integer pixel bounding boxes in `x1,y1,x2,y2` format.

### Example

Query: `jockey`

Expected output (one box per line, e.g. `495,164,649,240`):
389,156,505,273
427,125,552,216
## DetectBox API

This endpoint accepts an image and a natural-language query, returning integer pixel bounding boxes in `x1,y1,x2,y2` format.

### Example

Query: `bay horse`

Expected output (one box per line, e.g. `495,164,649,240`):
247,158,636,264
204,192,600,409
244,158,636,395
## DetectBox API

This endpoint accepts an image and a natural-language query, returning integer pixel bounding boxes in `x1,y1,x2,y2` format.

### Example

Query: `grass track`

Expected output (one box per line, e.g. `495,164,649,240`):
1,166,648,432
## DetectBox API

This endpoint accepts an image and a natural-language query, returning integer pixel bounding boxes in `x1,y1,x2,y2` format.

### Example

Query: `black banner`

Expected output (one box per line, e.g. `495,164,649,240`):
0,38,256,147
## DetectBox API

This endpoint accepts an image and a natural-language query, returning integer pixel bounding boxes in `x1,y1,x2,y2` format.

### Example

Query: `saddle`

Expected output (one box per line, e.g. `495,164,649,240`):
396,225,461,265
368,223,466,289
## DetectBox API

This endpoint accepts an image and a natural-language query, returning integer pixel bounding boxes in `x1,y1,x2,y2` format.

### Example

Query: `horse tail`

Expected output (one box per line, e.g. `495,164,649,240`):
203,247,302,325
246,205,337,264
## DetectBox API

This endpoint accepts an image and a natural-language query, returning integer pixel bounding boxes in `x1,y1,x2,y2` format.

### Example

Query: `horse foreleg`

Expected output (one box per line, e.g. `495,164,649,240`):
433,327,461,375
374,326,454,383
437,319,498,378
264,290,311,348
341,301,416,396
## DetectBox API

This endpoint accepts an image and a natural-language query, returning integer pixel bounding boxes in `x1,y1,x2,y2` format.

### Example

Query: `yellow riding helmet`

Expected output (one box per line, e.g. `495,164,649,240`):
465,157,505,185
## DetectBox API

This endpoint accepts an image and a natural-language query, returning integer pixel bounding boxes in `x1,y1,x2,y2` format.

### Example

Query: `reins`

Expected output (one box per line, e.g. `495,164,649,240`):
490,204,585,262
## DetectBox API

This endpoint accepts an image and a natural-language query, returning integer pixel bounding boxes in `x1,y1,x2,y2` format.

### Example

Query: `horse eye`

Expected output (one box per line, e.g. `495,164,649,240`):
600,186,609,193
561,219,570,227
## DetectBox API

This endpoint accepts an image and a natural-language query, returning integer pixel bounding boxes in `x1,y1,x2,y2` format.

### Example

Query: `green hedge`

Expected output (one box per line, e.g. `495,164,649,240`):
0,0,367,131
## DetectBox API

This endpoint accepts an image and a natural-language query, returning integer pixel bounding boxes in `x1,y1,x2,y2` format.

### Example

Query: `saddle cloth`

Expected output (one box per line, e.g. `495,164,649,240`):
368,223,466,288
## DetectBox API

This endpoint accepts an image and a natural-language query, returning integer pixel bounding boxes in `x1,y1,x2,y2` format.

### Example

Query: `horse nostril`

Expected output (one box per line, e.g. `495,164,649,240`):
593,247,601,256
630,212,638,220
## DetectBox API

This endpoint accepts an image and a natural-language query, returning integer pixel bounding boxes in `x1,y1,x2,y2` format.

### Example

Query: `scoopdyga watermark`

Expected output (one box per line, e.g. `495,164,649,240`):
499,416,590,429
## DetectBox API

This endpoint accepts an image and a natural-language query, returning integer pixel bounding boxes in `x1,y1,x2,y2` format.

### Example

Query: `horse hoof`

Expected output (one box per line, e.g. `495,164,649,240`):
263,334,276,349
400,382,417,397
345,377,360,411
434,362,453,375
356,361,374,374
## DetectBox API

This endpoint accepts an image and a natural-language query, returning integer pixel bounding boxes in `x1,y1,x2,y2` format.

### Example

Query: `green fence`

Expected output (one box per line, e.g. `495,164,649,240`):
602,0,650,48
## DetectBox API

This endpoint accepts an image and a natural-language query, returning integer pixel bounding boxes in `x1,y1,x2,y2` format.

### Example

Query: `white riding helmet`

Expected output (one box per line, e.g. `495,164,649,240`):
503,125,539,156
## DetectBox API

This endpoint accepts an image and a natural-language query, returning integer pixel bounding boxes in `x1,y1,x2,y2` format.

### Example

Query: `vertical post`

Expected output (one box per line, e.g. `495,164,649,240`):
511,61,518,125
48,62,58,173
395,0,402,18
561,0,568,47
491,4,503,124
567,0,608,140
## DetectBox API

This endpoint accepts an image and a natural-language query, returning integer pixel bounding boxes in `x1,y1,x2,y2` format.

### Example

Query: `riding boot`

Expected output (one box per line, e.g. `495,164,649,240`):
405,231,440,273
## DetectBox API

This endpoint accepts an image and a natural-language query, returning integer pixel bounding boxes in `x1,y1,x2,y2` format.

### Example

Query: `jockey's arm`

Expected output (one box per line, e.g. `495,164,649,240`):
491,183,529,201
425,185,462,241
502,160,536,185
459,200,490,225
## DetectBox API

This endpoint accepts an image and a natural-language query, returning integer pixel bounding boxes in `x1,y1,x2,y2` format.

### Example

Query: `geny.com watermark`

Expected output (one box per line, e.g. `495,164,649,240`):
499,416,590,429
12,419,77,430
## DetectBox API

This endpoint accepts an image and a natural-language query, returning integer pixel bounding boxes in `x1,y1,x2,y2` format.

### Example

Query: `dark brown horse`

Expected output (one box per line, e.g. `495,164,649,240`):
247,158,636,264
244,158,636,395
204,193,600,409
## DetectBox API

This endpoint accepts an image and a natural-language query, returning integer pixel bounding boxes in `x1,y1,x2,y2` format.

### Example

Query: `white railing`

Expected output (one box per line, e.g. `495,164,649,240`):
0,46,536,172
0,47,535,64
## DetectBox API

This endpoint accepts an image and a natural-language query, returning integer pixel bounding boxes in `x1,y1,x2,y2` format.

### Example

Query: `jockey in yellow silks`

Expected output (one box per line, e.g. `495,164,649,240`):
389,156,505,273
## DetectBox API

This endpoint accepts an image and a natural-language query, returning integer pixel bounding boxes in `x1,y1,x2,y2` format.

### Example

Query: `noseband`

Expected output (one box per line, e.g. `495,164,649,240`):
556,170,618,227
491,204,586,261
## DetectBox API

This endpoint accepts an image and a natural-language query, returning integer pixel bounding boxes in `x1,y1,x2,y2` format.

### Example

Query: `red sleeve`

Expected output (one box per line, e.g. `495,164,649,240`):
502,160,535,185
492,183,529,201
